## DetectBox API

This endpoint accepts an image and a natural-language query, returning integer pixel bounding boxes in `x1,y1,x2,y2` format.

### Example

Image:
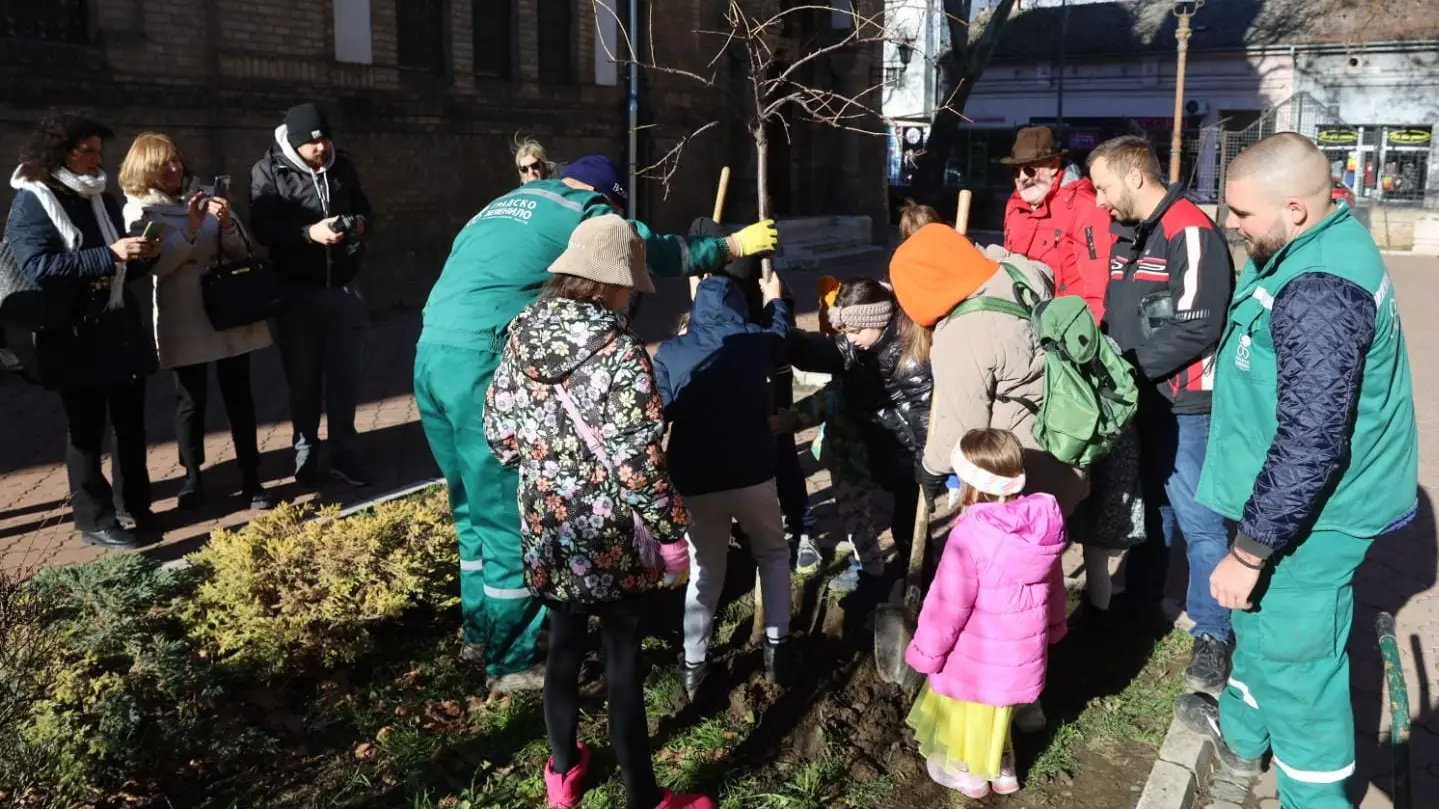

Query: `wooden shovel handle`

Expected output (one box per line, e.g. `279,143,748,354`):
907,189,974,611
691,167,731,300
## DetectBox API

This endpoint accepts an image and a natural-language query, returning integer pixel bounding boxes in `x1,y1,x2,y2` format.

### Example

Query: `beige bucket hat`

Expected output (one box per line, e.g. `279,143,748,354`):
548,214,654,294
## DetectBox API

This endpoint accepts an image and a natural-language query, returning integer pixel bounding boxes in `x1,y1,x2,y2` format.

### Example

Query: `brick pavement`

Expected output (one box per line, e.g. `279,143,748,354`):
1,254,1436,805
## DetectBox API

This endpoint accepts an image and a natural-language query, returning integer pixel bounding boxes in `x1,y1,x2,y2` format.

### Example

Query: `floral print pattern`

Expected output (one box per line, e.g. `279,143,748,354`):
484,296,689,604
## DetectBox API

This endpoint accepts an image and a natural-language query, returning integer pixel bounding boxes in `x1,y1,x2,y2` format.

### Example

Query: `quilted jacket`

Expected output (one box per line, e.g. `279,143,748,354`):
788,314,932,490
906,493,1068,706
483,296,689,605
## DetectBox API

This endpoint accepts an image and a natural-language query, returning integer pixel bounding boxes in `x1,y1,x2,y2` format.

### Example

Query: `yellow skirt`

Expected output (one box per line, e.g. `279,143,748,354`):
905,684,1013,781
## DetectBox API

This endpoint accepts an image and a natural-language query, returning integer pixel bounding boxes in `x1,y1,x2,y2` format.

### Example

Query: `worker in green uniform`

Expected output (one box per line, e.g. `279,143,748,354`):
1177,133,1417,808
415,155,780,692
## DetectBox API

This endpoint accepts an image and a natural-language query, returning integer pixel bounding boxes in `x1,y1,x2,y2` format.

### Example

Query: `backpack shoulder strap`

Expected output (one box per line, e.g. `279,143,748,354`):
947,295,1030,322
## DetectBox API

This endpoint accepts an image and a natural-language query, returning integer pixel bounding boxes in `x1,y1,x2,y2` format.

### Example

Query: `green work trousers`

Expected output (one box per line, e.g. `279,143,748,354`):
414,341,546,677
1220,529,1370,809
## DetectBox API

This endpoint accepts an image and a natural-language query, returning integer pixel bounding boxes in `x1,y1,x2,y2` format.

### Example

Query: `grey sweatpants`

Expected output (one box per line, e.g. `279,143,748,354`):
682,478,792,664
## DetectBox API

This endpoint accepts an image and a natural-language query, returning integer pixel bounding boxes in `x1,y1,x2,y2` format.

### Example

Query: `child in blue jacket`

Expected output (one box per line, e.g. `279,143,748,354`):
654,272,794,700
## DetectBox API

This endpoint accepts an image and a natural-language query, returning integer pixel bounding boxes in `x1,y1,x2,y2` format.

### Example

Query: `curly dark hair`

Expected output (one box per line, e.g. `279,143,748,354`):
16,111,114,181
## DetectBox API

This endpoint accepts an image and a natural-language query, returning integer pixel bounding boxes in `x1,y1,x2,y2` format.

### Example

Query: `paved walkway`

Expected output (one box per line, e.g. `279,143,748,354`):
1,255,1435,806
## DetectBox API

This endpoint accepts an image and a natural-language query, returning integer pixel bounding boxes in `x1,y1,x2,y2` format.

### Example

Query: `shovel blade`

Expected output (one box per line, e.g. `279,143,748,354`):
874,601,914,684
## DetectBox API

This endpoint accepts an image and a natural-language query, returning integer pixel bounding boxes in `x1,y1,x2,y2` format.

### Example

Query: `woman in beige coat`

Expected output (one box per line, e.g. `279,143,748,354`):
890,223,1087,516
120,133,274,512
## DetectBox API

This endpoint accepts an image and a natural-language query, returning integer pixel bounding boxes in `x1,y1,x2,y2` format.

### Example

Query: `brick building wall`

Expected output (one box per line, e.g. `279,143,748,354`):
0,0,885,312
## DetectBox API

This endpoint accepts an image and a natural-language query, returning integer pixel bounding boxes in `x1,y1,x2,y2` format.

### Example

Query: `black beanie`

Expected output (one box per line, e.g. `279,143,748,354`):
284,103,332,149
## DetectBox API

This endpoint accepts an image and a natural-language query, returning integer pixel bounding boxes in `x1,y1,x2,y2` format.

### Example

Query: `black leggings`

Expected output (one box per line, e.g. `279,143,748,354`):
545,596,661,809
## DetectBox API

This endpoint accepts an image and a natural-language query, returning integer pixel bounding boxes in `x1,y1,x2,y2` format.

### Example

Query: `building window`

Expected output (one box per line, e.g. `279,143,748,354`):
397,0,446,74
537,0,574,84
0,0,89,44
472,0,511,78
1319,125,1431,205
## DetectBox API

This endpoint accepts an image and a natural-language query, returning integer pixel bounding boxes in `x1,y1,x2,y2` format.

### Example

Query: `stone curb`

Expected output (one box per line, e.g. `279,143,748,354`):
1135,717,1213,809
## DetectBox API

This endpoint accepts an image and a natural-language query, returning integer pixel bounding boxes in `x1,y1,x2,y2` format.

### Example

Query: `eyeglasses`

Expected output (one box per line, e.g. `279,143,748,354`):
518,161,544,175
1012,165,1041,179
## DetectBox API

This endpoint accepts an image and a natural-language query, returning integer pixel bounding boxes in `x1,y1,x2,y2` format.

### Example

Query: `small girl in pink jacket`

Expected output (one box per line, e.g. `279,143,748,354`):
904,428,1068,798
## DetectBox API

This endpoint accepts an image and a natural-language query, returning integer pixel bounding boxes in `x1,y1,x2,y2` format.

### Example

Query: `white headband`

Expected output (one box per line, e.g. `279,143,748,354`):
953,455,1026,497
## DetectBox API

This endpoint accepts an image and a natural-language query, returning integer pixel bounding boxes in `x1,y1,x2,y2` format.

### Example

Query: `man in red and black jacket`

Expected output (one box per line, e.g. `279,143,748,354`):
1001,126,1116,320
1089,136,1235,695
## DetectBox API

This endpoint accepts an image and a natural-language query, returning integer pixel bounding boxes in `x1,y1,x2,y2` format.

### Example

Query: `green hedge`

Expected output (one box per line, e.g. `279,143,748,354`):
0,488,458,805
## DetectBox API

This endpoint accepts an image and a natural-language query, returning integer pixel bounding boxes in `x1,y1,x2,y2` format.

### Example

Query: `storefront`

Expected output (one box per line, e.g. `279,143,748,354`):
1316,125,1432,205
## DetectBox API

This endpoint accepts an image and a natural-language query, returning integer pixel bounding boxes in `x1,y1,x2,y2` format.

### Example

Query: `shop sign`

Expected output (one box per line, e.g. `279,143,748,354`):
1386,128,1432,146
1316,126,1358,145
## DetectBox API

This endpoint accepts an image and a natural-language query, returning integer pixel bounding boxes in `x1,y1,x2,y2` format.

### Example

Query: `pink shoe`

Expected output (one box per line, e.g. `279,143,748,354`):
953,769,991,799
654,789,718,809
993,752,1020,795
544,743,590,808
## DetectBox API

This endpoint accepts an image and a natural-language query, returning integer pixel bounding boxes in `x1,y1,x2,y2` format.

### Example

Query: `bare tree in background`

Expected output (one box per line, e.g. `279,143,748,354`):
592,0,900,277
909,0,1018,196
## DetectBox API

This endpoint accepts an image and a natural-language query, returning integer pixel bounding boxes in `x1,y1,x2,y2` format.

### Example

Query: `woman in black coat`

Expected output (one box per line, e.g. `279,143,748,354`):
5,113,161,548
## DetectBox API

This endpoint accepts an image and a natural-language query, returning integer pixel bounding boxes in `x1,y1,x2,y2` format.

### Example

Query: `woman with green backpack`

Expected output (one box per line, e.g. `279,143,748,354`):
889,223,1092,520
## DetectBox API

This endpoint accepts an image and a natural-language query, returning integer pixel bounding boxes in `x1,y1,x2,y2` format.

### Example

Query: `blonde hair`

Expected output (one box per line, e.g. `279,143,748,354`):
119,132,186,197
514,136,548,170
956,428,1025,507
898,199,941,242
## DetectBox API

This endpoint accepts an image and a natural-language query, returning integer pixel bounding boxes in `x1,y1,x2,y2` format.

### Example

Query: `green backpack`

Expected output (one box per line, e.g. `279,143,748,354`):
947,263,1139,469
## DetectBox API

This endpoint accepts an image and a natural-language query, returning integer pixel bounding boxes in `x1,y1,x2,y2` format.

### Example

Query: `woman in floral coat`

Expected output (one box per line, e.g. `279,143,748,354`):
483,214,711,809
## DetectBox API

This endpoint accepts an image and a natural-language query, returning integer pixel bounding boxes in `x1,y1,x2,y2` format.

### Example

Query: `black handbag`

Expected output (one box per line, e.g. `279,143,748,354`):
0,239,69,331
201,225,285,331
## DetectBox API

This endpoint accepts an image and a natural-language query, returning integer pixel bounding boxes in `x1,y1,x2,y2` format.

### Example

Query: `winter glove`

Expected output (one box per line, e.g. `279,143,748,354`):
729,219,780,258
917,463,949,514
660,539,691,587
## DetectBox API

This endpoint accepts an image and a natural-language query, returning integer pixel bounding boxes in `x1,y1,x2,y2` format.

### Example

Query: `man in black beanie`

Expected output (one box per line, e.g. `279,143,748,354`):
250,102,375,488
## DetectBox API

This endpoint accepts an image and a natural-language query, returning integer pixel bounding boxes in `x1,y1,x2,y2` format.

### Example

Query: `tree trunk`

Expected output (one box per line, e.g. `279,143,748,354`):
754,122,775,280
913,0,1018,196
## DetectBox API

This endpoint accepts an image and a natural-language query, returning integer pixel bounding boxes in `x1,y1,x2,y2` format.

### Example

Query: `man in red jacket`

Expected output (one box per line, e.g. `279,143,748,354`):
1001,126,1115,319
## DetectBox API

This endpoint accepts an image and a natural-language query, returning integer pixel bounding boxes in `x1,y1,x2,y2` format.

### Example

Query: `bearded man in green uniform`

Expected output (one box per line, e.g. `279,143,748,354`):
416,155,779,691
1176,132,1417,809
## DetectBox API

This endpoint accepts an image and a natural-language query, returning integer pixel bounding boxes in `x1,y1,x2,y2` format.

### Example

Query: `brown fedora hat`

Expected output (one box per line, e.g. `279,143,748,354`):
998,126,1068,165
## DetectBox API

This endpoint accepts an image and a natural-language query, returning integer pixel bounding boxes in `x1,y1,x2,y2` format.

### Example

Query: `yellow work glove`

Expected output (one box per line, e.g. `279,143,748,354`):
730,219,779,258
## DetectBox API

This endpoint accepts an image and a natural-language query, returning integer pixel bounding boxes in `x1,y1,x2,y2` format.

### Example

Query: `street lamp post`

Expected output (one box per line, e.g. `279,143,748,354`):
1169,0,1203,184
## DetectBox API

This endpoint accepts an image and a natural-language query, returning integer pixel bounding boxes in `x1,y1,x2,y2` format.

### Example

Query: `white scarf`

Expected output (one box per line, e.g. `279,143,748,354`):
9,165,127,310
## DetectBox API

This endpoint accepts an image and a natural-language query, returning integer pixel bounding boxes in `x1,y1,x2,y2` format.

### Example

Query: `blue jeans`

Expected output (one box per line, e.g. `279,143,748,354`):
1124,407,1233,643
273,284,369,466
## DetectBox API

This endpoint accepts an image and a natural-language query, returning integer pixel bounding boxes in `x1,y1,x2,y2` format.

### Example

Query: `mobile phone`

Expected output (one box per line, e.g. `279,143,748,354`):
212,174,232,200
141,221,163,242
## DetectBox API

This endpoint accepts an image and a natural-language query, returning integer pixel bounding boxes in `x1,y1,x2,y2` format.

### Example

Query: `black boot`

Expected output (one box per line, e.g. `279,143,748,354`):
1174,692,1261,777
81,525,142,550
764,636,796,686
176,470,205,510
681,660,708,701
241,470,275,511
1184,634,1232,694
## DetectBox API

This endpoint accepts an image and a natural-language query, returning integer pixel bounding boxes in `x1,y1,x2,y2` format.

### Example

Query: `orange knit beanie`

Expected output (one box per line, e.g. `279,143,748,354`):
888,223,998,328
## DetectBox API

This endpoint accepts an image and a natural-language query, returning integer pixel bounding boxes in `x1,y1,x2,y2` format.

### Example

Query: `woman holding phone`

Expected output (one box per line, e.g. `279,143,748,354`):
5,112,161,549
120,132,275,513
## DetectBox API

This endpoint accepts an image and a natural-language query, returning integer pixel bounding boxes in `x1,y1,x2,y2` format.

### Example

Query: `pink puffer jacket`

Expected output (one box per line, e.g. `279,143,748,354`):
905,493,1067,706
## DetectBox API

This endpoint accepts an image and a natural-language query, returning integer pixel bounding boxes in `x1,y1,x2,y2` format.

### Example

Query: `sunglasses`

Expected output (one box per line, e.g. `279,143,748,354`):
518,161,544,175
1012,165,1042,179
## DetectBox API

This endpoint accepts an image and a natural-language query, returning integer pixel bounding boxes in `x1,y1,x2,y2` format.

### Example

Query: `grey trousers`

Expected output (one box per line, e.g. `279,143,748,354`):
272,283,369,464
682,478,792,664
